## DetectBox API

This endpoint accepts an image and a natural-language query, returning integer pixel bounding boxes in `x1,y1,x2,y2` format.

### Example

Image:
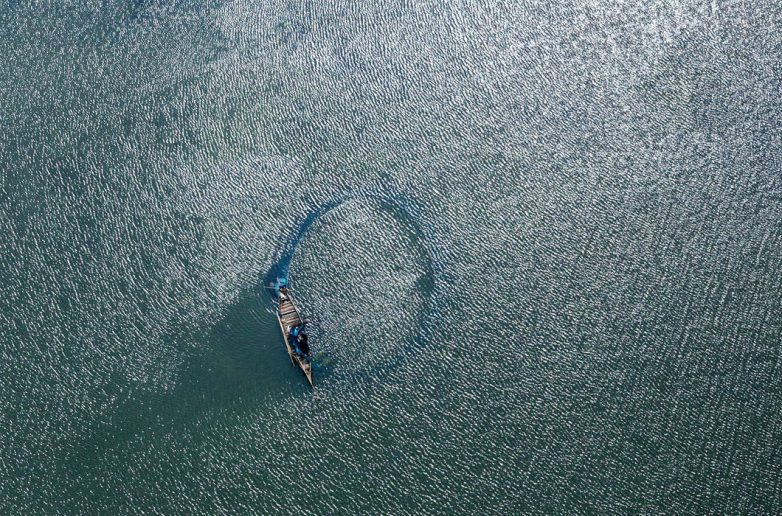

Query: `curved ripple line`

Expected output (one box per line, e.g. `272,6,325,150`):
263,187,445,381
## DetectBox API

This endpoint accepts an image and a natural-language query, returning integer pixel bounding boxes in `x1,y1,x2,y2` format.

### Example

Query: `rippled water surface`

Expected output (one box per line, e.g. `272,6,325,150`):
2,1,781,513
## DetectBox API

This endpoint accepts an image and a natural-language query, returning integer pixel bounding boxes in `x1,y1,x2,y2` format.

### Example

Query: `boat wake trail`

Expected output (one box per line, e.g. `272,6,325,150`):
263,188,444,383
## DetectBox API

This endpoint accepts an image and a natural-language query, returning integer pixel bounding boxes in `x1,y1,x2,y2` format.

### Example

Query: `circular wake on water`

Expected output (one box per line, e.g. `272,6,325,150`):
262,188,445,384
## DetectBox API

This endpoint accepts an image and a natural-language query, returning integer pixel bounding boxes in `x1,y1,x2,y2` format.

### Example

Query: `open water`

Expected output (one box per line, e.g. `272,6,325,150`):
1,1,781,513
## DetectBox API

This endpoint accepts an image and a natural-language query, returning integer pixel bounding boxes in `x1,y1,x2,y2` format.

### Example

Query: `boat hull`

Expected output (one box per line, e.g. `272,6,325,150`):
274,285,313,387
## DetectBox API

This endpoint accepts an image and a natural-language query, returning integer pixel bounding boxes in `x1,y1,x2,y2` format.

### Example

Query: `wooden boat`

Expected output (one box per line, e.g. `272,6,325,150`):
274,280,313,387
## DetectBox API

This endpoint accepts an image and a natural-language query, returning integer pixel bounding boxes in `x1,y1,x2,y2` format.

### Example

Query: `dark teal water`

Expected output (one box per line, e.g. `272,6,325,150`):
2,1,781,513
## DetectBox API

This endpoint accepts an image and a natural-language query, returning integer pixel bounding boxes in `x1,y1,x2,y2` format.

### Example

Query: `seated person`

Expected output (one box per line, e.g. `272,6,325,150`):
299,334,310,356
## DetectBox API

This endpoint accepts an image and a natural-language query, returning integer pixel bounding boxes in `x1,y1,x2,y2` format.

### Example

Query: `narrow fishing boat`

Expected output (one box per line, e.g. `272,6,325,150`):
273,278,313,387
